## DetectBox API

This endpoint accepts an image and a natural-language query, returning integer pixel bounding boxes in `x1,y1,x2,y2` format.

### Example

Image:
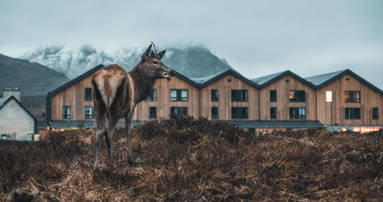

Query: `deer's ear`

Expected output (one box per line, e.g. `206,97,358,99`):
142,44,152,60
157,50,166,59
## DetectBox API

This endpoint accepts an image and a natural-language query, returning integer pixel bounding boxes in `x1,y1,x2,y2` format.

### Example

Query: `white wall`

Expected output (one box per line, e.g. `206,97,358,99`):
0,99,35,139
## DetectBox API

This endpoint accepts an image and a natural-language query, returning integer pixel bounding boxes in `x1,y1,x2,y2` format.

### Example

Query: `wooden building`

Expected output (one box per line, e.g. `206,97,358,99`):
45,65,383,130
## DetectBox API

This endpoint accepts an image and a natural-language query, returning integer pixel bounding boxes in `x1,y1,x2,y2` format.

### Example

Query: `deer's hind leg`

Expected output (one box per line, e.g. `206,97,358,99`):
93,82,107,169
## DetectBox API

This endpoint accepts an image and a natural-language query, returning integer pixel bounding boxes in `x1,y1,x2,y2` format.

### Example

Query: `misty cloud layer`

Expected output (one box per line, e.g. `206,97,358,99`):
1,0,382,87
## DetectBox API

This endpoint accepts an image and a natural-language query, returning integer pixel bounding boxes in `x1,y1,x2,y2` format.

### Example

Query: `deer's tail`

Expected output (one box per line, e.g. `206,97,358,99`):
92,78,113,119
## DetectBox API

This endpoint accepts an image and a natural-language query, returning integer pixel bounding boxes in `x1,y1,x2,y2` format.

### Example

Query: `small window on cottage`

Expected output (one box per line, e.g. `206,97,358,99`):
150,89,157,101
289,91,306,102
85,88,92,101
63,106,71,119
270,90,277,102
372,108,379,120
345,91,360,103
170,107,188,117
345,108,361,120
211,107,218,119
231,107,248,119
170,89,188,101
289,107,306,120
84,106,94,119
231,90,248,102
211,89,218,102
149,107,157,119
325,91,333,102
270,107,277,119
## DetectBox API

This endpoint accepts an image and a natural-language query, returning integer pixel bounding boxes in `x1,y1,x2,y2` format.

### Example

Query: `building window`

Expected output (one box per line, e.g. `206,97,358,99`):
270,90,277,102
373,108,379,120
63,106,71,119
231,107,248,119
289,107,306,120
149,107,157,119
345,91,360,103
84,106,94,119
85,88,92,101
345,108,361,120
170,107,188,117
150,89,157,101
170,89,188,102
211,107,218,119
270,107,277,119
211,89,218,102
231,90,248,102
326,91,333,102
289,91,306,102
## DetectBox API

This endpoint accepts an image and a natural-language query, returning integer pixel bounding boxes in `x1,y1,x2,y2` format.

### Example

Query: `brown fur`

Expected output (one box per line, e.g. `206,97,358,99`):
92,44,172,169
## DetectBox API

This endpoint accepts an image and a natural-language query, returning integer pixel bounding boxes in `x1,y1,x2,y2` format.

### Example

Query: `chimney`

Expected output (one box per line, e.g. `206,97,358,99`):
3,87,21,102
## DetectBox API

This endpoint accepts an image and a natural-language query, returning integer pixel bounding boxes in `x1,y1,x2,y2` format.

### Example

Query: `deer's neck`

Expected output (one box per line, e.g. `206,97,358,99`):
128,68,155,103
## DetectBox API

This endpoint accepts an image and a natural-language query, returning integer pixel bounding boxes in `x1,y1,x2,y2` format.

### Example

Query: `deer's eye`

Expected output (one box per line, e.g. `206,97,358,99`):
153,61,159,64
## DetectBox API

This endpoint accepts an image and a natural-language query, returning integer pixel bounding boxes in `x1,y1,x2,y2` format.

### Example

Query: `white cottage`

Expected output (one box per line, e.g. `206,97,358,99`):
0,96,37,140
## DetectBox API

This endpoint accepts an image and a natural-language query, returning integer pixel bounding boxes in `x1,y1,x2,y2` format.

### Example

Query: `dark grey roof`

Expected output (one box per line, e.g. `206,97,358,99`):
305,69,383,94
305,69,346,86
227,120,325,129
197,68,258,88
252,70,316,89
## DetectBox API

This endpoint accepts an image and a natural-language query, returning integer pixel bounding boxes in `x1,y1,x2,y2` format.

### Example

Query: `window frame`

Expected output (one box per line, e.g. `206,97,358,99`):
231,107,249,119
170,89,188,102
344,91,361,103
211,89,219,102
170,107,188,117
270,107,277,119
289,90,306,102
149,89,157,101
62,106,71,119
289,107,306,120
84,106,94,119
372,107,379,120
345,108,361,120
231,90,248,102
85,88,93,101
270,90,277,102
211,107,219,120
149,106,157,119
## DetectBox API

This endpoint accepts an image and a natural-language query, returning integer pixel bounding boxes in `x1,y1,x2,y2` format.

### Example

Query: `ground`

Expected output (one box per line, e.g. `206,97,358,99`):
1,117,383,201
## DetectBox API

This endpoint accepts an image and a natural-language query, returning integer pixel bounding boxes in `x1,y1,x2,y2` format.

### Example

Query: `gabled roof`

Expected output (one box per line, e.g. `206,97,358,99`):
171,69,201,87
305,69,383,94
252,70,316,89
0,96,37,133
196,68,258,88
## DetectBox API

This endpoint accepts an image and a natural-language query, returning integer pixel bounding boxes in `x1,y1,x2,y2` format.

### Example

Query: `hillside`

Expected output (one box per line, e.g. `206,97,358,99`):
21,45,232,79
1,117,382,201
0,54,69,96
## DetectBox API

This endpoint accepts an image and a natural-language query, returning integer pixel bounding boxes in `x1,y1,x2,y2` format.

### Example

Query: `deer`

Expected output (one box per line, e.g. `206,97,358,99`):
92,44,172,169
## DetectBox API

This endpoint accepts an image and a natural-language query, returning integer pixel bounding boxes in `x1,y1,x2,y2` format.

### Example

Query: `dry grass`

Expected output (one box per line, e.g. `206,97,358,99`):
1,117,383,201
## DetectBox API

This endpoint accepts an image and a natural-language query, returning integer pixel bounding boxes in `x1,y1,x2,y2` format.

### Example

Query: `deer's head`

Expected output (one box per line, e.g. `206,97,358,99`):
137,44,173,80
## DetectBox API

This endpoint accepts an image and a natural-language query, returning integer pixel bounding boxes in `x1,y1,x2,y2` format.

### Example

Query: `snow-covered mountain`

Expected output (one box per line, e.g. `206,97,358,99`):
21,45,232,79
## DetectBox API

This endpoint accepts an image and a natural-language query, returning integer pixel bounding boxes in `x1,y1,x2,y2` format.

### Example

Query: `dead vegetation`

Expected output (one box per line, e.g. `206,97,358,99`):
1,117,383,201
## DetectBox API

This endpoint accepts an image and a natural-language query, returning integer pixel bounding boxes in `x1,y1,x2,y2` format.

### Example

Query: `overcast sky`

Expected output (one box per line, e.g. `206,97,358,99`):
1,0,382,87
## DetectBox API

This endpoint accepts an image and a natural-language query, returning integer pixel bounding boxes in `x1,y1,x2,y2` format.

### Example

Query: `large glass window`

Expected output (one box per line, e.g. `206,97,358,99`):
170,89,188,102
85,88,92,101
63,106,71,119
170,107,188,117
289,107,306,120
150,89,157,101
211,107,218,119
84,106,94,119
373,108,379,120
231,107,248,119
289,91,306,102
231,90,248,102
149,107,157,119
345,91,360,103
345,108,361,119
211,89,218,102
270,90,277,102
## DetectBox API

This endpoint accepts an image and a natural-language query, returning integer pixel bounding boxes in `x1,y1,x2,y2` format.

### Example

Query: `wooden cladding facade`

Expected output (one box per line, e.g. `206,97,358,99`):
48,70,383,126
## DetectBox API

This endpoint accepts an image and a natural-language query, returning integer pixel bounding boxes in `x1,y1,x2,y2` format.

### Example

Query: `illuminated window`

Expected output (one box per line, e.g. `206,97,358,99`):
326,91,333,102
289,91,306,102
345,91,360,103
